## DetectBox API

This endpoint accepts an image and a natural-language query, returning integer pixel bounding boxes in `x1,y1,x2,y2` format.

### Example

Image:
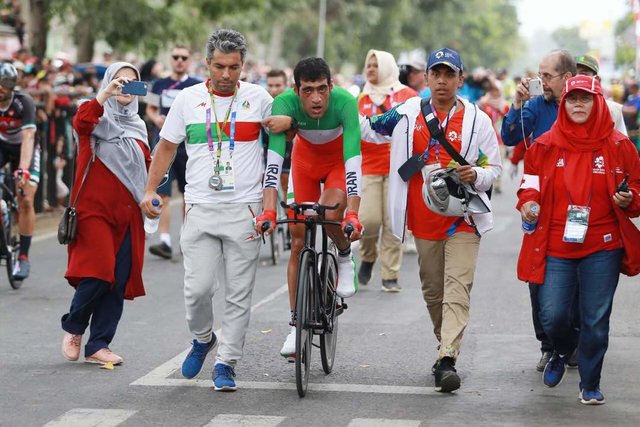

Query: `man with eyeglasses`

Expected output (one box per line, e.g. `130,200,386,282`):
146,46,201,260
501,50,576,373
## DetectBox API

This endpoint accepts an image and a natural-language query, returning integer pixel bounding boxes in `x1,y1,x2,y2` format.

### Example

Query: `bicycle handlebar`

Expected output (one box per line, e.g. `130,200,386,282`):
280,201,340,217
343,223,354,239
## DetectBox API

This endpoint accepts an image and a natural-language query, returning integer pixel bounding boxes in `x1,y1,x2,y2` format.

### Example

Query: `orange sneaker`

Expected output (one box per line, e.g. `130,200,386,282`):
85,348,123,365
62,333,82,361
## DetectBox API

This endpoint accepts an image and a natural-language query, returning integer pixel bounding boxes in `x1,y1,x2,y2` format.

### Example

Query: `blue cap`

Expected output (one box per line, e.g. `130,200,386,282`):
427,48,463,73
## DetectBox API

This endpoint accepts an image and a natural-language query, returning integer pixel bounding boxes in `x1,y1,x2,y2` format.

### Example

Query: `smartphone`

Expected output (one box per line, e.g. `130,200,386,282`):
121,81,148,96
528,78,543,96
617,174,629,193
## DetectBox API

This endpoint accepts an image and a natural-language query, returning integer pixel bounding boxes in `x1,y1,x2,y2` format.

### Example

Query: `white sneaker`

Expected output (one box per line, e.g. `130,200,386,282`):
280,327,296,358
337,254,358,298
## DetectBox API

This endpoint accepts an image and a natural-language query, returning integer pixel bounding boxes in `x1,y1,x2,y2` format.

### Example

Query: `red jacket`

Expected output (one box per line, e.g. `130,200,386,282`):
65,99,151,299
516,130,640,284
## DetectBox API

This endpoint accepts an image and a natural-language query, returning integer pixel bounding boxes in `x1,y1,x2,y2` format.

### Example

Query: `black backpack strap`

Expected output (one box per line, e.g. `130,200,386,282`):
420,97,469,166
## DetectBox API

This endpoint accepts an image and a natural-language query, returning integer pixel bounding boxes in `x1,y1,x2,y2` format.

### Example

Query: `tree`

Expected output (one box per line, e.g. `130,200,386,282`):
550,27,589,56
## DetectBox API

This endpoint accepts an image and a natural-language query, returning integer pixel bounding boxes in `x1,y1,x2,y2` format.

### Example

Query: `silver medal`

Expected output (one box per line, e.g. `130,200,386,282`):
209,174,223,191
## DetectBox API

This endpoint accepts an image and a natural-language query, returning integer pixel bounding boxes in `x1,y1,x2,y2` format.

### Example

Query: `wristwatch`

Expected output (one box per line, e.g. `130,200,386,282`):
290,117,298,131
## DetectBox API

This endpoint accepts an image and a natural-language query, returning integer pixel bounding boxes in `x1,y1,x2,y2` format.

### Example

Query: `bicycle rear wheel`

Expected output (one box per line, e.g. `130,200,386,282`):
320,246,339,374
295,251,314,397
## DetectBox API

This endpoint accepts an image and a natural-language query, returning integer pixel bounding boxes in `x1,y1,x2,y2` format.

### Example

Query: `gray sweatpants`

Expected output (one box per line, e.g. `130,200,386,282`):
180,202,262,367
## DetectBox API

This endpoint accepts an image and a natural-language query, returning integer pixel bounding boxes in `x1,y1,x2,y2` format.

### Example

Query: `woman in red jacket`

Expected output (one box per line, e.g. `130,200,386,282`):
60,62,151,365
516,75,640,405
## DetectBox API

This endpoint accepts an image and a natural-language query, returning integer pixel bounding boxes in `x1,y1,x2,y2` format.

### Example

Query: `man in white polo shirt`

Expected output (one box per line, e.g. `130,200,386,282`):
140,29,272,392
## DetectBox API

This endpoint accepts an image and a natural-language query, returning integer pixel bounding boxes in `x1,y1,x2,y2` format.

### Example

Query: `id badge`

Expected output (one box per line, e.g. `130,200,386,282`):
217,153,236,192
562,204,590,243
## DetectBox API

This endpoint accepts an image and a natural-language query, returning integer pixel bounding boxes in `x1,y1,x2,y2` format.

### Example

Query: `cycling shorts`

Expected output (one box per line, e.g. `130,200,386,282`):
287,137,345,218
0,141,41,185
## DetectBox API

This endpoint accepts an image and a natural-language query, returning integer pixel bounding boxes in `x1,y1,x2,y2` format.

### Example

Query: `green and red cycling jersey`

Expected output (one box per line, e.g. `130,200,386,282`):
264,86,362,201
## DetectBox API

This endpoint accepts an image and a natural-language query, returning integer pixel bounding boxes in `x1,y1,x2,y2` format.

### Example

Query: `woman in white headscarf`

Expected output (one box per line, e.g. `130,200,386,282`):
357,49,418,292
60,62,151,366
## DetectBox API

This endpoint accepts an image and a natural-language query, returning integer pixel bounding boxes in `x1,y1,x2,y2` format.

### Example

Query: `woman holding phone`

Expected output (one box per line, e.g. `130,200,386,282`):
516,75,640,405
60,62,151,365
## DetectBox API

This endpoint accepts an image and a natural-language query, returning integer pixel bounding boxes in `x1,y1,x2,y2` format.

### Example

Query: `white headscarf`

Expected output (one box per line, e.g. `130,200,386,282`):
92,62,149,203
361,49,407,106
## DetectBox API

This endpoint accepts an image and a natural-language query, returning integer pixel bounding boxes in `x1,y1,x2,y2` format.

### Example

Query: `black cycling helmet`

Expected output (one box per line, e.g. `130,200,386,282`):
0,63,18,90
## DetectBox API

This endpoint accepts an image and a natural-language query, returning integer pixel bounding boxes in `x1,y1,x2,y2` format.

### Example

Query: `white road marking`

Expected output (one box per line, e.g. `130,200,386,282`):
44,408,137,427
348,419,422,427
203,414,285,427
131,284,289,387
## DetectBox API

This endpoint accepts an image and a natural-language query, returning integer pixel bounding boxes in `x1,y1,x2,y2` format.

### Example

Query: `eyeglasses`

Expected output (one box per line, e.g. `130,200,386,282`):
172,55,189,61
537,72,563,82
565,93,593,104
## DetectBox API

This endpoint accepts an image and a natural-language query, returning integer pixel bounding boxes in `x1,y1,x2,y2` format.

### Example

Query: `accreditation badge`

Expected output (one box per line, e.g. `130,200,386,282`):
562,204,590,243
216,153,235,192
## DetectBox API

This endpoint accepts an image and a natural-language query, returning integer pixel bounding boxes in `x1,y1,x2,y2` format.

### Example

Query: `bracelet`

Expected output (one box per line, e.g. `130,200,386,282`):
290,117,298,130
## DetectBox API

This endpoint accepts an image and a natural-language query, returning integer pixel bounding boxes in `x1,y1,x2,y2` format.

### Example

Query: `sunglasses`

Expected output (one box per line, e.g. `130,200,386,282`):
172,55,189,61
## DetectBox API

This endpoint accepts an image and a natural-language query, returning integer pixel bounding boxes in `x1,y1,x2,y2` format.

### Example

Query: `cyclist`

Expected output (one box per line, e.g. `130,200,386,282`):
0,62,38,280
257,57,363,359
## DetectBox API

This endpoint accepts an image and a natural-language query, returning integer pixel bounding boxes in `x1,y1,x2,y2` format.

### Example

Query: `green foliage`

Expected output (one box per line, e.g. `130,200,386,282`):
550,27,589,55
46,0,521,72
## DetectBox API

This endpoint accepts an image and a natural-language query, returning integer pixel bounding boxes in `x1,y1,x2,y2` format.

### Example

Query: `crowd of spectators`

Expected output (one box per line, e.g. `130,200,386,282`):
3,41,640,215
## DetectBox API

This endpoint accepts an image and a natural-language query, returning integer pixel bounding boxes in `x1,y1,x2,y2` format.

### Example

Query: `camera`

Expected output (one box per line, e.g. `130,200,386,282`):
528,78,543,97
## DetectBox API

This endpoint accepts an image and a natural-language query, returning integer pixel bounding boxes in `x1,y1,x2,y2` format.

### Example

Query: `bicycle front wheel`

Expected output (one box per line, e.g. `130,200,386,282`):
4,202,21,290
295,251,314,397
320,247,339,374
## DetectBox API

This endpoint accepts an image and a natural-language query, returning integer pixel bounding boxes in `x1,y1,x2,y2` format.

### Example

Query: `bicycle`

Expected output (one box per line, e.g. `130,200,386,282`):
263,201,353,397
0,167,22,289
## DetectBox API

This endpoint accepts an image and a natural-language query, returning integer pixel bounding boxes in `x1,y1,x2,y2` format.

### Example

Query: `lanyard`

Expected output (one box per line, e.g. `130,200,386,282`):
561,150,593,206
372,90,395,116
424,100,457,163
206,86,238,174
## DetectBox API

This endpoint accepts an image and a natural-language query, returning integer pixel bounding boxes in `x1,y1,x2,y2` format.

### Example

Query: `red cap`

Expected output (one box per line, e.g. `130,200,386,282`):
563,75,602,96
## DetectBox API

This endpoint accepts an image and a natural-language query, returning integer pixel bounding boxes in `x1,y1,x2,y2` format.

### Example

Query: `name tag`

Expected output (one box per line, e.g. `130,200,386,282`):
563,204,590,243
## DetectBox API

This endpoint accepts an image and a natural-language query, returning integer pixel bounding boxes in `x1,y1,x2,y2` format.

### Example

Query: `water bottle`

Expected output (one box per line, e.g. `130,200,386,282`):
522,204,539,234
144,199,161,234
0,200,8,229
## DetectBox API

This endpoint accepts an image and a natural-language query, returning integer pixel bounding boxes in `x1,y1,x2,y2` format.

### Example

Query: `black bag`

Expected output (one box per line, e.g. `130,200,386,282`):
57,207,78,244
57,145,94,245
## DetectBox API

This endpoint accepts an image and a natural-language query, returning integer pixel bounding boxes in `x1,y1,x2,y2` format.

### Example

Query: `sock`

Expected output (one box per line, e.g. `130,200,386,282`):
19,235,31,257
160,233,172,247
338,247,351,258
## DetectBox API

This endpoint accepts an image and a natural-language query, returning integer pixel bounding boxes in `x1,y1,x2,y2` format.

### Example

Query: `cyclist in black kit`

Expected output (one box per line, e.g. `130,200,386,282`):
0,63,39,280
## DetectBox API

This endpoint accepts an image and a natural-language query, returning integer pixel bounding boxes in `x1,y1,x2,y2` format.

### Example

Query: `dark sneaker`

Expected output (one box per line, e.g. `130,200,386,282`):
213,363,237,391
149,242,172,260
431,359,439,375
567,348,578,369
536,350,553,372
181,334,217,379
543,353,566,388
580,388,605,405
381,279,401,293
13,256,30,280
358,261,373,286
434,357,461,392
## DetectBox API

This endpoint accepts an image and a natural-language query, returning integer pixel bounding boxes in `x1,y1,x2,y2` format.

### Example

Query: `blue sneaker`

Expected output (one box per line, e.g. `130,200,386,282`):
543,353,566,388
13,256,30,280
580,388,605,405
181,334,217,379
213,363,237,391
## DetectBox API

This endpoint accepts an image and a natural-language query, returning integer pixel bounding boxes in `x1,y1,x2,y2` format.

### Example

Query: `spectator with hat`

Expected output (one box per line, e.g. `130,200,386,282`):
575,54,626,135
398,50,430,98
362,47,501,392
516,75,640,405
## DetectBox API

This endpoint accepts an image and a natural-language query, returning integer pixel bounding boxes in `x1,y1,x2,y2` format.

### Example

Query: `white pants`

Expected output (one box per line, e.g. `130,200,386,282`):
180,202,262,367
